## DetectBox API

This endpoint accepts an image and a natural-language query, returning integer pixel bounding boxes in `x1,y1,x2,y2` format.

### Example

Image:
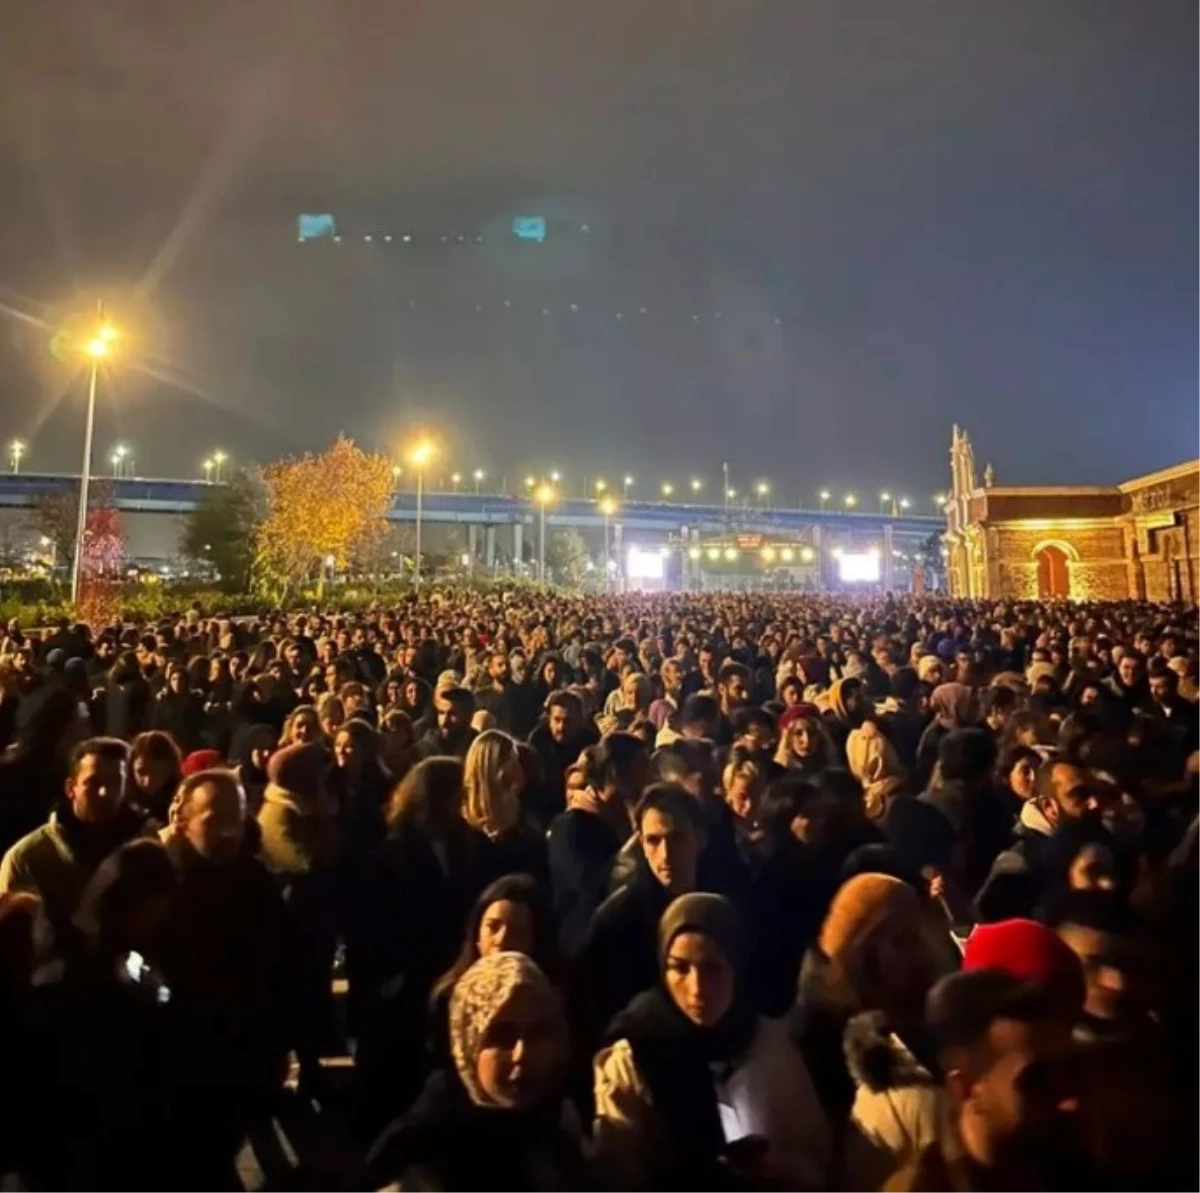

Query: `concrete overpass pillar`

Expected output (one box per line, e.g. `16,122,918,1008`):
883,523,895,591
485,525,496,570
467,524,478,572
512,522,523,573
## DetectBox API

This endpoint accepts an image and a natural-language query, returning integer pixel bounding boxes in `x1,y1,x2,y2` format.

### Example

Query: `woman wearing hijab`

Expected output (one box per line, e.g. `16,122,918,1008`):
427,873,560,1066
915,681,977,790
594,893,831,1191
366,952,587,1191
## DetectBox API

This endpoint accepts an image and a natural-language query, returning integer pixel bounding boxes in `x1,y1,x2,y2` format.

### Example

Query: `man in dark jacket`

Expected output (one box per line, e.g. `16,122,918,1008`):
547,731,645,958
528,690,597,822
474,649,521,735
415,686,477,760
582,784,706,1037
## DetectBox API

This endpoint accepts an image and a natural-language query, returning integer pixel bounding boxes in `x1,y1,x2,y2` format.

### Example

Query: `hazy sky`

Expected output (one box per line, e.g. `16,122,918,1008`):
0,0,1195,499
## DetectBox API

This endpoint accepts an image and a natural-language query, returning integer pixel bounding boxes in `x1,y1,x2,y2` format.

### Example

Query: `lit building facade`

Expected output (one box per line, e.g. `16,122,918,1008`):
944,427,1198,603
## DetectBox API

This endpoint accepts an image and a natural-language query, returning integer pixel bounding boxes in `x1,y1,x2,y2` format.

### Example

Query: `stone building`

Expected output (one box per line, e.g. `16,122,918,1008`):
943,427,1198,603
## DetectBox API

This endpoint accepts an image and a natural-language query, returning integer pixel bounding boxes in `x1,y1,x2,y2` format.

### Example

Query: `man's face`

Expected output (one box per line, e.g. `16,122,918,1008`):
719,674,749,710
738,721,773,755
959,1017,1079,1156
699,649,714,676
640,808,701,894
1117,655,1142,687
437,695,466,734
284,643,301,668
67,754,127,824
1148,674,1174,704
1045,764,1103,824
488,654,509,683
547,703,572,742
1056,923,1139,1025
183,780,246,863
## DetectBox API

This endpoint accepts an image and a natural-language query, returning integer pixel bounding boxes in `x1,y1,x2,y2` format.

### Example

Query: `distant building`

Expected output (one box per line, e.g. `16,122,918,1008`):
943,426,1198,603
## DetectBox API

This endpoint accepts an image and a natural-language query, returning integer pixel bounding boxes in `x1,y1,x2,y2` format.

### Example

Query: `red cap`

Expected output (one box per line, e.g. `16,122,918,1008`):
779,703,821,731
181,749,224,777
963,919,1085,1009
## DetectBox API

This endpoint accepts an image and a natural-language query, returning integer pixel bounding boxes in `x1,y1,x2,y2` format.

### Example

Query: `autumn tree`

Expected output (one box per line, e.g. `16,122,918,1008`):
180,468,265,591
257,436,394,595
29,481,121,577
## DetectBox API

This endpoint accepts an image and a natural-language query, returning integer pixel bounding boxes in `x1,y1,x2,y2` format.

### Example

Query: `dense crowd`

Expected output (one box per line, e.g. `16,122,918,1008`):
0,589,1196,1191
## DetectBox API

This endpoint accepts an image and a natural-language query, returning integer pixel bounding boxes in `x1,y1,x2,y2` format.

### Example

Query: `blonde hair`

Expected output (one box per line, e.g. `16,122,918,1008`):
722,754,762,794
462,729,521,837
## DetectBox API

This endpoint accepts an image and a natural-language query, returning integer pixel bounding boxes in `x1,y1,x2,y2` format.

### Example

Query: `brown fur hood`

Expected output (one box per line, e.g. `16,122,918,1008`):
843,1010,935,1094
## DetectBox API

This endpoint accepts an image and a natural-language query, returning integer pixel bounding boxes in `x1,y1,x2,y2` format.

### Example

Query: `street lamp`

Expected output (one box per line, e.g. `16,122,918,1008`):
473,468,485,494
203,458,215,483
661,482,674,499
391,464,403,489
934,493,947,509
756,481,770,505
819,489,831,511
879,491,891,514
598,495,618,591
212,450,227,483
899,497,911,511
111,444,128,478
535,482,555,585
408,438,436,584
594,478,608,494
690,478,703,497
844,492,858,508
623,475,634,498
72,310,119,604
9,440,24,474
523,475,536,490
549,470,561,484
726,487,737,502
450,472,462,492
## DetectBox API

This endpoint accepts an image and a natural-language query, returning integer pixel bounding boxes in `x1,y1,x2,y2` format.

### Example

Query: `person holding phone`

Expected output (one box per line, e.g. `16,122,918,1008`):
593,893,831,1190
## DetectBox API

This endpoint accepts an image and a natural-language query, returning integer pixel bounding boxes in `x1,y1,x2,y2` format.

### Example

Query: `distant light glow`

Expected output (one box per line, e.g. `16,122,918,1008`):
512,215,547,242
838,551,881,583
627,545,665,581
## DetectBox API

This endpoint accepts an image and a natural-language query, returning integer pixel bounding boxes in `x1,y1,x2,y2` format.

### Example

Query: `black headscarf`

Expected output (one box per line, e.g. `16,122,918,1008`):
603,893,759,1189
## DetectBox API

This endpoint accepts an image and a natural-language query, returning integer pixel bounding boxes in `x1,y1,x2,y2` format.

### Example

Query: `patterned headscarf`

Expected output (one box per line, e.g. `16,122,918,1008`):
449,951,561,1107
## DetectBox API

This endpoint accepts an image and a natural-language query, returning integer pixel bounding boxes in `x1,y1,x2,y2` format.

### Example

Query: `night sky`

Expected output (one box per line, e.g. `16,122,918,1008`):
0,0,1195,499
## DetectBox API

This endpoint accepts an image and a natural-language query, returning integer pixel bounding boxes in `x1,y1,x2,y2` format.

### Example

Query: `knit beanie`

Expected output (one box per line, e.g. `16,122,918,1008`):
778,703,821,732
818,873,920,963
267,742,328,806
962,919,1085,1009
181,749,224,777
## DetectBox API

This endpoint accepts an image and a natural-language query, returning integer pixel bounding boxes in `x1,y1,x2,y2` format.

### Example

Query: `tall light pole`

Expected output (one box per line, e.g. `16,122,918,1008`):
756,481,770,507
450,472,462,492
391,464,402,490
72,310,117,604
661,482,674,500
690,478,703,500
9,440,24,474
819,489,830,512
879,490,891,515
111,444,128,478
409,439,435,584
203,458,215,483
723,462,730,507
536,483,555,585
623,474,634,499
844,492,858,509
473,468,485,494
212,450,228,483
598,495,617,592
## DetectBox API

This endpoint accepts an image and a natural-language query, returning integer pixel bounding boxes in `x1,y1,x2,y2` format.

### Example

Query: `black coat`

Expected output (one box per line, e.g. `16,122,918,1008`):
365,1068,590,1192
547,806,623,958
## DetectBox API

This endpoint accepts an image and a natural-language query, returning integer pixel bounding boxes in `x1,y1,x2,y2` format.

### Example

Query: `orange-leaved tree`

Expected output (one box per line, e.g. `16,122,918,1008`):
256,436,394,595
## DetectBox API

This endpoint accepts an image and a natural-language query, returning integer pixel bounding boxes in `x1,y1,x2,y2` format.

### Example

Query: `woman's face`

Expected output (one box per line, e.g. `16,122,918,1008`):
208,658,223,683
167,669,186,694
322,706,345,737
1009,757,1038,800
725,775,761,822
782,684,802,708
333,729,357,769
864,912,940,1007
664,931,736,1028
292,713,318,744
477,899,535,957
474,986,564,1109
1068,842,1119,893
133,754,173,794
385,680,402,705
791,723,815,757
403,680,421,707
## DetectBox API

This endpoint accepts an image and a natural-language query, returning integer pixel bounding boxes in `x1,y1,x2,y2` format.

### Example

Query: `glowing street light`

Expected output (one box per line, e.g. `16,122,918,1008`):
756,481,770,505
844,492,858,508
524,475,536,489
597,494,618,591
899,496,911,510
535,483,556,584
473,468,485,494
203,458,215,483
595,478,608,493
73,307,121,604
212,450,228,483
9,440,25,474
549,470,562,484
661,482,674,498
407,438,437,584
623,475,634,497
391,463,403,488
690,478,703,494
726,487,737,501
934,493,948,509
450,472,462,492
818,488,831,511
110,445,128,478
879,490,891,514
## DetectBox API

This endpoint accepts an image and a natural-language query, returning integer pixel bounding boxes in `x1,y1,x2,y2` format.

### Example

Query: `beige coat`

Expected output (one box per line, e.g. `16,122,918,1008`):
593,1014,832,1191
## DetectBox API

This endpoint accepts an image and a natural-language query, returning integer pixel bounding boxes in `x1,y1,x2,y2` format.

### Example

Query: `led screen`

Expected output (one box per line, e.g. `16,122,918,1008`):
838,552,881,583
626,545,666,581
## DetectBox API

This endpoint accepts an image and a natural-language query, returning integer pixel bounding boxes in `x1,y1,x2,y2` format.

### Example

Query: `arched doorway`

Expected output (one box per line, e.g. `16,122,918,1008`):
1035,544,1071,598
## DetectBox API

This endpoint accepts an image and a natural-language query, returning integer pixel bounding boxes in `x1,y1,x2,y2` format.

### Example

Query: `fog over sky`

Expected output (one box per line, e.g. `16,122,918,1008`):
0,0,1195,497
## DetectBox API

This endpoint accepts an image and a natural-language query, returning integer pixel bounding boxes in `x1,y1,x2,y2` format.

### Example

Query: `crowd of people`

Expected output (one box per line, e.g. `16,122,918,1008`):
0,588,1195,1191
